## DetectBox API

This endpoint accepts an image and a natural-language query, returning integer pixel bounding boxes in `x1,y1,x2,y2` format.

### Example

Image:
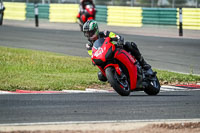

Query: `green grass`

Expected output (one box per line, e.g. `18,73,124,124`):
0,46,200,91
156,69,200,84
0,46,103,91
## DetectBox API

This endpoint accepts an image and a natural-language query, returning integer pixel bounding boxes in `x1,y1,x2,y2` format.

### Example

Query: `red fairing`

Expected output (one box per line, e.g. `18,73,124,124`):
81,15,86,23
85,5,96,16
92,37,113,62
87,16,94,21
114,49,138,90
91,37,137,91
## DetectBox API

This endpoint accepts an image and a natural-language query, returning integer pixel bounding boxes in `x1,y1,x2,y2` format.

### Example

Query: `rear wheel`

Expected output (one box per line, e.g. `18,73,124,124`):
144,76,160,95
105,67,130,96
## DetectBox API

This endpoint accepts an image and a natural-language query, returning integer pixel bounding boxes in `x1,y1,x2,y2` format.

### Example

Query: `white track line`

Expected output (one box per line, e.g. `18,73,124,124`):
0,86,200,94
161,85,200,92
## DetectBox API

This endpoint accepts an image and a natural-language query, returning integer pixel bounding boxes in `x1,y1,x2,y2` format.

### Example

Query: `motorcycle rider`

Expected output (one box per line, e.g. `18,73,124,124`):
83,20,151,81
77,0,96,24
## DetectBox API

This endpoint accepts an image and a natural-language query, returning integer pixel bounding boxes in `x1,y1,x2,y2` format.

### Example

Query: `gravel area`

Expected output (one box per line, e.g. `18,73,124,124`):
1,121,200,133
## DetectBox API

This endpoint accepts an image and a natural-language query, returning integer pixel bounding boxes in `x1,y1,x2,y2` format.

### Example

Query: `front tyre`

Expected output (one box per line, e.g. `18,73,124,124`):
144,76,160,95
105,67,130,96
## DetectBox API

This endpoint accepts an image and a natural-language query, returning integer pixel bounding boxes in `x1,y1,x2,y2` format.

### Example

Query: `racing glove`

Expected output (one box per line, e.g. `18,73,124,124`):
86,42,93,50
116,35,124,45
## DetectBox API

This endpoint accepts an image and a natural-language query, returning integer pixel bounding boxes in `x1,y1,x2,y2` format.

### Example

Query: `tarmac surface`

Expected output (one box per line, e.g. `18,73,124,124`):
3,19,200,39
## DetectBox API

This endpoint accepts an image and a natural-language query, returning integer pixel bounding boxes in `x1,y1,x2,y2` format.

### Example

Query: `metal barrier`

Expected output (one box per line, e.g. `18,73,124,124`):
26,3,49,19
4,2,26,20
95,5,107,23
142,8,177,25
177,8,200,30
49,4,78,23
107,6,142,27
3,2,200,30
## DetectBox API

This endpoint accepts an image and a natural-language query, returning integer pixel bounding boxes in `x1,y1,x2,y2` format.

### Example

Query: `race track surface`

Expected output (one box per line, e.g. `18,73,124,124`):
0,91,200,124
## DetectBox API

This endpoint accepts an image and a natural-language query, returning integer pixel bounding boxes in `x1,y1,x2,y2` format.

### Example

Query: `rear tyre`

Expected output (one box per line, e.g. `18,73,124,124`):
144,76,160,95
105,67,130,96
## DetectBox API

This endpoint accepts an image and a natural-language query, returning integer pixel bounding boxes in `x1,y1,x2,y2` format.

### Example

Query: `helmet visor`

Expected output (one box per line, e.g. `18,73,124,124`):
84,30,96,38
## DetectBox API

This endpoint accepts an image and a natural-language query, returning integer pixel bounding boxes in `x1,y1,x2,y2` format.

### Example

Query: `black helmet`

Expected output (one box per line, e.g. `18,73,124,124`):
83,20,99,40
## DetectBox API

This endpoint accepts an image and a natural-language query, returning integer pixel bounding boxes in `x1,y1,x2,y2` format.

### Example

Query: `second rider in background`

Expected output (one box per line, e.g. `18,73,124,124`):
77,0,96,31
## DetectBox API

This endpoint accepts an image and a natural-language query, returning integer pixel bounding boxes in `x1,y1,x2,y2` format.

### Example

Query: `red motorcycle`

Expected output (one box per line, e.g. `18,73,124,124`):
91,37,160,96
77,4,96,31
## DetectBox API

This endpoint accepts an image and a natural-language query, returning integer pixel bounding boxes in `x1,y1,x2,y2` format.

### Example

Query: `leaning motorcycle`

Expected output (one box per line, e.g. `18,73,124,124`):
77,4,96,31
91,37,160,96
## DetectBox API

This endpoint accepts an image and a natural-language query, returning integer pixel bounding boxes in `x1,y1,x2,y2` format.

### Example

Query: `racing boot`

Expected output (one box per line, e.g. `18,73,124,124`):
138,55,157,78
138,56,151,71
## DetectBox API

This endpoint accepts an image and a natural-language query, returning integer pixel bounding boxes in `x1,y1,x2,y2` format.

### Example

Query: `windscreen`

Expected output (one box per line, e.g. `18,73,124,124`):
93,38,105,50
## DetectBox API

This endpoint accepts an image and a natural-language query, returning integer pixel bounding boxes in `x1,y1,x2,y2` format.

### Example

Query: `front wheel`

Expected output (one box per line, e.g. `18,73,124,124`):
105,67,130,96
144,76,160,95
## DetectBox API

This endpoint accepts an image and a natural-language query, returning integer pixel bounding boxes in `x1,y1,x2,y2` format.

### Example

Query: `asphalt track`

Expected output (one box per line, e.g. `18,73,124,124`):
0,90,200,124
0,25,200,74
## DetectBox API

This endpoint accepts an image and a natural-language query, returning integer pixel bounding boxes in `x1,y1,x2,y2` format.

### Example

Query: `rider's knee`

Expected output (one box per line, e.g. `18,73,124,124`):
125,41,137,48
130,42,138,49
124,41,131,51
124,41,137,51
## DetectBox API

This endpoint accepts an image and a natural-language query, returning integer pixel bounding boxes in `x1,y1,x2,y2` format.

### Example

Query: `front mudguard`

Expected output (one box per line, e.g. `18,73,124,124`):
96,64,121,79
104,64,121,76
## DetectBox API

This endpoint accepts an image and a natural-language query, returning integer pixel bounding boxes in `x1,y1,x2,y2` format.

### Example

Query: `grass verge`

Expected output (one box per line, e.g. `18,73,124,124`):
0,46,200,91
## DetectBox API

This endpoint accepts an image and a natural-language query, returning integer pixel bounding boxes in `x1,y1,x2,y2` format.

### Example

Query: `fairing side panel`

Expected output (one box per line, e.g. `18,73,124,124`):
114,49,137,90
